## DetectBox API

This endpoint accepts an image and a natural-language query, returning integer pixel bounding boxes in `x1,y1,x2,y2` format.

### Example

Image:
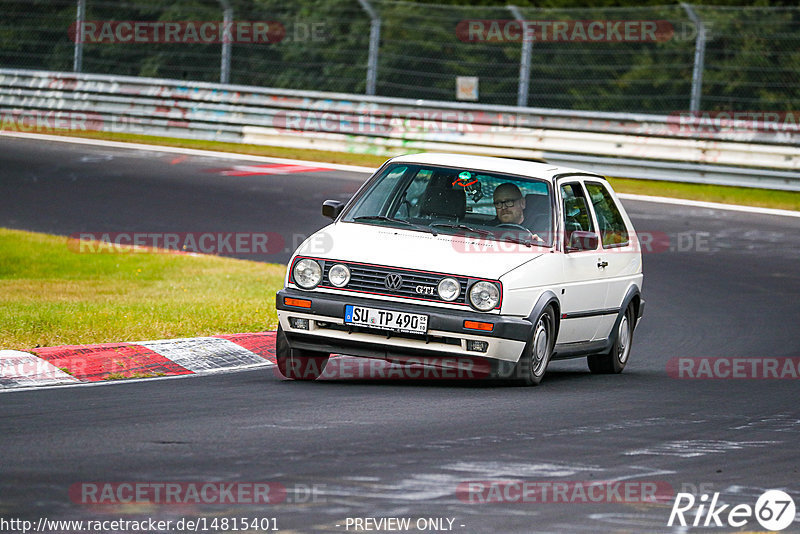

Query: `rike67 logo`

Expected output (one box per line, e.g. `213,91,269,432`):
668,490,796,531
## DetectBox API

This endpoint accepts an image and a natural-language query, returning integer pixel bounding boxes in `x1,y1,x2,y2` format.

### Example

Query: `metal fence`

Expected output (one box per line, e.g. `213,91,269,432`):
1,0,799,114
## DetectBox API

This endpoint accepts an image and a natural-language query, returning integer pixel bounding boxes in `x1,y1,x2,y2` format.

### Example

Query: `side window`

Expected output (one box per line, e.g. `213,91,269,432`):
560,182,595,249
585,182,629,248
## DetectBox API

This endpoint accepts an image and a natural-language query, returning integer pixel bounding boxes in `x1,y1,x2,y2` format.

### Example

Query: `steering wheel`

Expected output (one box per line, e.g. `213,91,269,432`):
496,223,543,243
497,223,533,234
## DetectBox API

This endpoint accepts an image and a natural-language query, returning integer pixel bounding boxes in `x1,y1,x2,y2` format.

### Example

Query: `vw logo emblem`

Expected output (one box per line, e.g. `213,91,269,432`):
384,273,403,291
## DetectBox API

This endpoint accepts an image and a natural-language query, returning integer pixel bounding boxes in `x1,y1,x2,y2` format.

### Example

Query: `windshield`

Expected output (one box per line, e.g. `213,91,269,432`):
342,163,554,247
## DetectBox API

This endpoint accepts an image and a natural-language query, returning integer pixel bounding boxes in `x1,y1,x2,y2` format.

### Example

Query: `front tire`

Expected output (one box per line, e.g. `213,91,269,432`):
276,325,330,380
511,307,555,386
588,303,634,374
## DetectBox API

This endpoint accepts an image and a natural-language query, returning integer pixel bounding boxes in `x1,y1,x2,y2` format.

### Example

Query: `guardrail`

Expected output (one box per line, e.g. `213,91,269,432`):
1,69,798,191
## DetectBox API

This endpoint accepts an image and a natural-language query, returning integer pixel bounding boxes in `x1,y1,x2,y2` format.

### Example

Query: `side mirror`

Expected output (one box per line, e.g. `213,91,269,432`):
567,231,599,252
322,200,344,220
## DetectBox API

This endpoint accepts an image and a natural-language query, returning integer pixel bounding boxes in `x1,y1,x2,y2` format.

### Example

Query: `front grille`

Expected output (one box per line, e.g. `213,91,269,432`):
321,261,470,305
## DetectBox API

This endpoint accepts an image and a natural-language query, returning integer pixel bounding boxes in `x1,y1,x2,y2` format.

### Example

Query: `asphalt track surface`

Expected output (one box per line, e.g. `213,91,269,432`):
1,136,799,533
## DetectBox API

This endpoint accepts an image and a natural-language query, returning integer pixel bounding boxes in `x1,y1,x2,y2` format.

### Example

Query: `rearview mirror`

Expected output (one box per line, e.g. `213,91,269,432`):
322,200,344,220
567,231,599,252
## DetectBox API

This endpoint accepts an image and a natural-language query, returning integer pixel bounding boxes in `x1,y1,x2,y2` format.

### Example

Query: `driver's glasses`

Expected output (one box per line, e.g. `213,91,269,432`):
493,197,521,209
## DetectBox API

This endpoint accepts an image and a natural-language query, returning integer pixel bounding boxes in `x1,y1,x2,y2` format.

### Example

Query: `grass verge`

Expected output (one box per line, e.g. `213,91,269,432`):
0,228,284,351
30,129,800,212
607,177,800,212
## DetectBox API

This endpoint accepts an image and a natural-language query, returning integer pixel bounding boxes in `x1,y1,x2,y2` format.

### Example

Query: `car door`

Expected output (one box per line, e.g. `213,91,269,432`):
555,180,609,344
584,180,640,341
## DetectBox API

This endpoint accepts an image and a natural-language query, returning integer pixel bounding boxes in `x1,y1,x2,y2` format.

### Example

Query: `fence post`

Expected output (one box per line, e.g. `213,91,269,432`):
508,5,531,108
219,0,233,84
73,0,86,73
682,3,706,113
357,0,381,95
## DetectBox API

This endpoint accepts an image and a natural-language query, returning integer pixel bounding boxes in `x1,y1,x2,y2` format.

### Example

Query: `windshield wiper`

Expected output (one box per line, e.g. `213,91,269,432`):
429,223,492,237
497,233,533,248
353,215,438,236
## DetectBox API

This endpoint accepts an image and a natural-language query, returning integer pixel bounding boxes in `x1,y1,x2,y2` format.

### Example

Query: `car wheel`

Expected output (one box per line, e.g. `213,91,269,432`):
276,324,330,380
511,306,555,386
588,303,634,374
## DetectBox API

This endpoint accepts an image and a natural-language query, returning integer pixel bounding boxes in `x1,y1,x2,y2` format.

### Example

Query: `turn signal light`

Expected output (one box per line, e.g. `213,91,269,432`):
285,297,311,308
464,320,493,331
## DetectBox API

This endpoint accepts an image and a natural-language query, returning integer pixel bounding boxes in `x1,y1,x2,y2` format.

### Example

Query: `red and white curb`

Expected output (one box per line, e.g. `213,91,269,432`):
1,332,488,390
0,332,276,390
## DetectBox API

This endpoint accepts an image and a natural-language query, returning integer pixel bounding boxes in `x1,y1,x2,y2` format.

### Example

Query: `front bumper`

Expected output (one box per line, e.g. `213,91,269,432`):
276,288,532,363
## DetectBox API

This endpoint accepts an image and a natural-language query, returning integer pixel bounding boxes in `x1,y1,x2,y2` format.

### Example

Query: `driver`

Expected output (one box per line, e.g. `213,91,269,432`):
492,183,544,243
493,183,526,224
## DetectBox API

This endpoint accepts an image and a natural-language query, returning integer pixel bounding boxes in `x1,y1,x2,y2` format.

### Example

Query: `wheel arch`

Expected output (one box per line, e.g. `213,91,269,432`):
629,293,641,327
527,290,561,340
614,285,641,340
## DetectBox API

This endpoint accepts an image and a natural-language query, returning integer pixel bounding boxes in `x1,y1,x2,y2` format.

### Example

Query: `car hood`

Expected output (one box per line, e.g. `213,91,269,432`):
294,222,546,279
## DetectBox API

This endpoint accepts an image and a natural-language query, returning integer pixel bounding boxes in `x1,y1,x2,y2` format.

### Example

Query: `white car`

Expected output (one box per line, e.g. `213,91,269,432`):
276,153,644,385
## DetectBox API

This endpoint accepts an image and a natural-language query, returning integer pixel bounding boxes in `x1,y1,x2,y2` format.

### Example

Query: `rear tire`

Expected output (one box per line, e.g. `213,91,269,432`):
510,307,555,386
588,303,634,374
276,325,329,380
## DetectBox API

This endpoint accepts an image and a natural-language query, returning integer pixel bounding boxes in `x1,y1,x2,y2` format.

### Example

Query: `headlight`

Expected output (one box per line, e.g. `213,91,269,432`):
469,281,500,311
437,277,460,302
328,263,351,287
292,258,322,289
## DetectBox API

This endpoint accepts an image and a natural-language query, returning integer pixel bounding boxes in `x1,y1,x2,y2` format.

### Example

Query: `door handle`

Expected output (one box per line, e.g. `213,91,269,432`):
597,260,608,268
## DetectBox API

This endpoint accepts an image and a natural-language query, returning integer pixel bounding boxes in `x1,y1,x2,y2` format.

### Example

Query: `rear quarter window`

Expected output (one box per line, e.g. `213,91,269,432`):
585,181,629,248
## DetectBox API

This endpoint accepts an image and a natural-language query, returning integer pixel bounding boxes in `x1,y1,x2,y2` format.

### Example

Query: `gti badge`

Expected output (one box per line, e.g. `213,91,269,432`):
415,285,435,295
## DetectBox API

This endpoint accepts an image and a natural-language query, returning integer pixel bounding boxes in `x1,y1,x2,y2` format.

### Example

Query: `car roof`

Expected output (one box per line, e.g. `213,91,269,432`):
387,153,606,183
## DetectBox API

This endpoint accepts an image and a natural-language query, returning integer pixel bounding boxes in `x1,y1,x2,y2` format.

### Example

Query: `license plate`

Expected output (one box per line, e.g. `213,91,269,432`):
344,305,428,334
